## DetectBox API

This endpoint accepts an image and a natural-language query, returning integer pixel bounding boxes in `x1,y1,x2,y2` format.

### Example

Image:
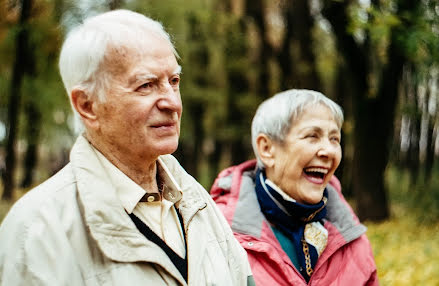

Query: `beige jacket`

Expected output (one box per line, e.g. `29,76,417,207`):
0,136,253,286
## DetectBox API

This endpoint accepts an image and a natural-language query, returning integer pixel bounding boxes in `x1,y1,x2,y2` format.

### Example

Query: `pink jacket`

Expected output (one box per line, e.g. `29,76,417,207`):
210,160,378,286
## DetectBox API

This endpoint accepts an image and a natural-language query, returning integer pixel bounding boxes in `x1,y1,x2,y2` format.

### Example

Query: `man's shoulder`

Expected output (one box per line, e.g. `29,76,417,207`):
1,164,77,229
36,163,76,192
25,163,76,204
0,164,85,283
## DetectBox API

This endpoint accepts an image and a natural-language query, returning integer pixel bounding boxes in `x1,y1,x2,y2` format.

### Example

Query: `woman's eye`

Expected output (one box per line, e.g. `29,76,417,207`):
306,133,318,139
331,136,341,143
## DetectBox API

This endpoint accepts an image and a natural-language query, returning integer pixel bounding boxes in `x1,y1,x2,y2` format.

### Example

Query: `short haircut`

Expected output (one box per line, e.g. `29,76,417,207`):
251,89,344,168
58,9,177,132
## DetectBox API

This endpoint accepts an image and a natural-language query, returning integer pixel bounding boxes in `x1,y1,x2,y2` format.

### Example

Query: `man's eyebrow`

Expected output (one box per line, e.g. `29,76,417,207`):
128,73,157,86
128,66,182,86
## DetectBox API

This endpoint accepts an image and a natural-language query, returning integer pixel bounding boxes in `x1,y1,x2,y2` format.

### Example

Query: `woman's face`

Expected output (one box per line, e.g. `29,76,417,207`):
266,104,342,204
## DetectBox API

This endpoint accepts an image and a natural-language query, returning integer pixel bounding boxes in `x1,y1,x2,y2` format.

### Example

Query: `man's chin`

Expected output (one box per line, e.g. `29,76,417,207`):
157,142,179,156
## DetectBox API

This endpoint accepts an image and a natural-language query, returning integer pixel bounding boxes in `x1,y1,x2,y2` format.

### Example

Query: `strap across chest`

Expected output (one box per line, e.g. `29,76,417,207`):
128,208,188,282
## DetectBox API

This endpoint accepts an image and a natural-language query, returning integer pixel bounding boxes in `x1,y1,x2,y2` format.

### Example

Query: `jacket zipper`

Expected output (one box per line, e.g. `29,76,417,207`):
182,203,207,285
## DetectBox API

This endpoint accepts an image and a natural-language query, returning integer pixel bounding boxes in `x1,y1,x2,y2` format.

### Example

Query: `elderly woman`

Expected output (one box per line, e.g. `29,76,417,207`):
211,89,378,285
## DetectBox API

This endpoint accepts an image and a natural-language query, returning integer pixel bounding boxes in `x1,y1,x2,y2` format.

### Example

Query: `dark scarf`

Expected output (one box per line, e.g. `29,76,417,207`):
254,168,328,282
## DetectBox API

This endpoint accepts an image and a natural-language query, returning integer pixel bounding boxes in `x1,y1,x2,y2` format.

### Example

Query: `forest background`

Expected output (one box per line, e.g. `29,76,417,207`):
1,0,438,284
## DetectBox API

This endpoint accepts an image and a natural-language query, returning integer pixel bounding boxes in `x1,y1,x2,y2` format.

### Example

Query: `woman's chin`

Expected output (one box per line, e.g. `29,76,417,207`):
302,192,325,205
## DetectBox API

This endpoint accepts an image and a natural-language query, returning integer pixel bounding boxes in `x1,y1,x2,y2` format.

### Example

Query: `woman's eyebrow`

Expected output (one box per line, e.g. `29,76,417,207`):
300,126,322,132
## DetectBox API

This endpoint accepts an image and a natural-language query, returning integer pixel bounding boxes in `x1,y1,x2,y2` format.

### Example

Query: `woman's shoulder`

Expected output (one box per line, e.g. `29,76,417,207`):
210,159,257,199
328,175,342,193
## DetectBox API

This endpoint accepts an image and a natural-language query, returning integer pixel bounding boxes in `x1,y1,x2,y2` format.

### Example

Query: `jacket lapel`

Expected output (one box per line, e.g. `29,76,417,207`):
70,136,187,285
158,155,207,231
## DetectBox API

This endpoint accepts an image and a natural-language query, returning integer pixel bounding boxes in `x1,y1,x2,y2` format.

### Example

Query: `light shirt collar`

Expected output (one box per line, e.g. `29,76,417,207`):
265,178,297,203
92,147,183,214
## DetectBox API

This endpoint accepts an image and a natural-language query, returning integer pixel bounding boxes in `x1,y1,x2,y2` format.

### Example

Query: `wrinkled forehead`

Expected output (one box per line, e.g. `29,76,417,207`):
100,31,174,78
296,102,341,127
280,104,341,140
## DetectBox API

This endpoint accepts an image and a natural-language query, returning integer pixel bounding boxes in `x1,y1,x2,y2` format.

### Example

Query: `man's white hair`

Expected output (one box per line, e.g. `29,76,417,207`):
251,89,344,168
58,9,178,132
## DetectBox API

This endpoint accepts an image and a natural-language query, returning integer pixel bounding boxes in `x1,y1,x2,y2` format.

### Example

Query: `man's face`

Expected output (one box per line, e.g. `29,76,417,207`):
91,33,182,165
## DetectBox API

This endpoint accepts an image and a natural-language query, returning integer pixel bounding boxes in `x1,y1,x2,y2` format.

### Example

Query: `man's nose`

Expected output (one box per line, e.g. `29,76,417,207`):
157,83,182,112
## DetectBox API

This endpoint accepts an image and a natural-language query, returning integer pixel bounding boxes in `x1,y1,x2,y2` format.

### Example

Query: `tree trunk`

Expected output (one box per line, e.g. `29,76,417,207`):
2,0,33,200
176,13,209,178
424,79,435,184
354,30,406,219
20,103,41,188
245,0,270,97
108,0,123,10
206,138,223,190
277,0,293,90
182,103,204,178
323,0,419,221
407,75,420,186
333,63,355,197
323,0,390,221
278,0,321,91
290,0,321,90
424,118,435,184
224,18,251,166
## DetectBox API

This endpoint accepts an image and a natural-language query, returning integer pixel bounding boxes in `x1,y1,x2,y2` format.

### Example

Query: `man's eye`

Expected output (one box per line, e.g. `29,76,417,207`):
139,82,153,90
136,82,156,92
306,133,318,139
170,76,180,86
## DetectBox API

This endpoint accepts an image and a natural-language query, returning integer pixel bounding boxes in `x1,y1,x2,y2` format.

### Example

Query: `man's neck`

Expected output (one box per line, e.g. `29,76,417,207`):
85,134,160,192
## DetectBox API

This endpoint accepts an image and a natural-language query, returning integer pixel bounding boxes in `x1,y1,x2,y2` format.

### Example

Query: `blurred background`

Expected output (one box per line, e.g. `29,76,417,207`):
0,0,438,284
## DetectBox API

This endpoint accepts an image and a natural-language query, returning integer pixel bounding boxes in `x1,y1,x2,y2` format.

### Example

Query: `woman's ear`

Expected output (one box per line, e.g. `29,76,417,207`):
71,89,99,129
256,134,276,168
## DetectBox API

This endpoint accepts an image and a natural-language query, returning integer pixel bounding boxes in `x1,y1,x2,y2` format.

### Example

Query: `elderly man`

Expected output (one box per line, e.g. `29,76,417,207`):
0,10,253,285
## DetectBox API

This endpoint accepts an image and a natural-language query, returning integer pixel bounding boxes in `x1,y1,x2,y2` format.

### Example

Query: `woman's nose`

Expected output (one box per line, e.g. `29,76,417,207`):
317,139,338,158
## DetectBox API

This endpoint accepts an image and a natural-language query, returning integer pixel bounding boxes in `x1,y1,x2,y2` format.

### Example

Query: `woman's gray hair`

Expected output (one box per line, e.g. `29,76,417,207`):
58,10,178,132
251,89,344,168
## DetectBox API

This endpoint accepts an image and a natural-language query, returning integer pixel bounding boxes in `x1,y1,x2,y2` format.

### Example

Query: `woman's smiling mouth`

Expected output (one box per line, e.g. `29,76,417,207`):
303,167,328,184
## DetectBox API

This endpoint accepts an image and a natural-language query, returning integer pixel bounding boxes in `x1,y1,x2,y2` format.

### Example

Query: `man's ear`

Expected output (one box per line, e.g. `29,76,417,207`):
71,89,99,129
256,134,276,168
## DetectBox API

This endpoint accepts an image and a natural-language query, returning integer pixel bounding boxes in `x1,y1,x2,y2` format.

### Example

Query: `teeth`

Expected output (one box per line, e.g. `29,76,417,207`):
304,167,328,174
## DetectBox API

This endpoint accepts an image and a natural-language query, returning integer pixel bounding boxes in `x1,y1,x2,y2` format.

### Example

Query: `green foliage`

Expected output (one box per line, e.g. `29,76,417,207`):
312,21,337,97
345,0,439,71
363,163,439,285
124,0,257,175
386,164,439,223
367,212,439,285
0,200,10,224
0,2,438,283
21,11,72,153
1,0,438,217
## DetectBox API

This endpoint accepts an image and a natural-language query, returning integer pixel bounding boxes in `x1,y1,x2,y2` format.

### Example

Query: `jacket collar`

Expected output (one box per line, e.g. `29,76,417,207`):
218,160,366,245
70,135,205,284
157,155,208,231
